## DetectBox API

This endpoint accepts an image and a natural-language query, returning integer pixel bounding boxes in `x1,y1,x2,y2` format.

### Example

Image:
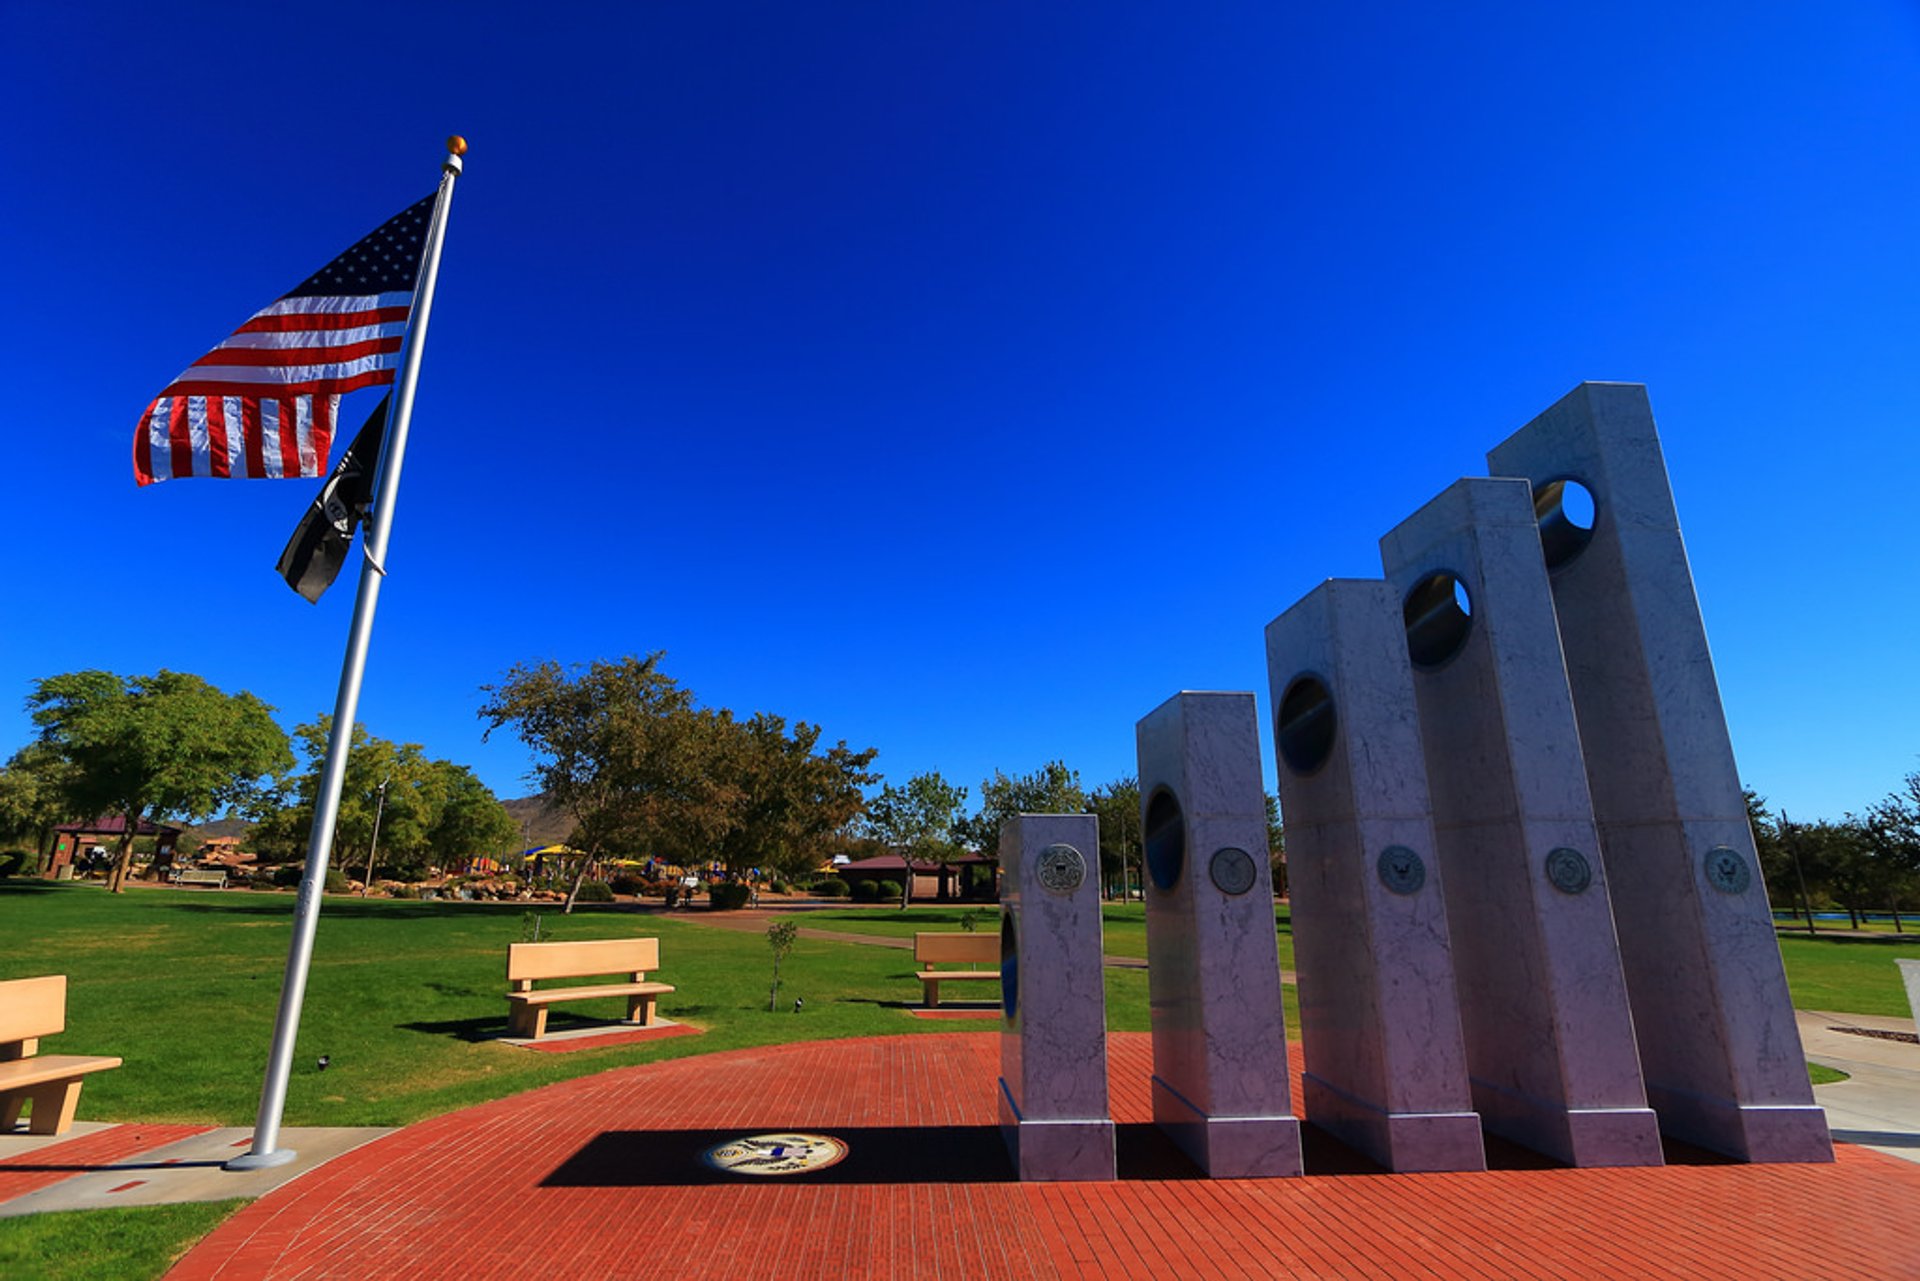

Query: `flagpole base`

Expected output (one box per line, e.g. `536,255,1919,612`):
225,1147,298,1172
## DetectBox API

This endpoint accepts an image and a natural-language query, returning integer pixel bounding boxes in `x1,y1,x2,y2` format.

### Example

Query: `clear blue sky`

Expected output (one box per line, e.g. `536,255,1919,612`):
3,3,1915,824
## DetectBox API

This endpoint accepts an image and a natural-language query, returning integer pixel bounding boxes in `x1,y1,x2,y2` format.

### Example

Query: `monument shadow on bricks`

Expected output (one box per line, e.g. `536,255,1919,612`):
1380,476,1663,1167
1265,581,1486,1172
1135,691,1303,1178
1488,382,1831,1163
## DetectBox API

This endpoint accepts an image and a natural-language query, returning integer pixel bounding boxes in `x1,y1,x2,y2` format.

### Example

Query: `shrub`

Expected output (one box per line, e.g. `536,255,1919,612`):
609,873,644,896
574,880,615,904
272,863,304,887
247,873,279,891
876,879,903,902
769,879,791,894
391,883,421,900
813,876,849,898
0,849,30,878
323,869,351,895
708,881,752,911
850,879,879,902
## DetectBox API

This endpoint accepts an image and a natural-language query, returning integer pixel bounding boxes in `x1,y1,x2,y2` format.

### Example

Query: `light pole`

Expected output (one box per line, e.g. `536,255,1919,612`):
359,776,390,897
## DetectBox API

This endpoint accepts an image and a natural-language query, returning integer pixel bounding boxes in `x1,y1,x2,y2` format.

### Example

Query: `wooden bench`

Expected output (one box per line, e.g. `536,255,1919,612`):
914,932,1001,1008
174,868,228,889
505,938,674,1041
0,976,122,1136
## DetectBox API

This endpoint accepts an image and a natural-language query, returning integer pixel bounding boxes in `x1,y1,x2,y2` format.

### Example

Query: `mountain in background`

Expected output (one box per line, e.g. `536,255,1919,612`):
501,795,573,847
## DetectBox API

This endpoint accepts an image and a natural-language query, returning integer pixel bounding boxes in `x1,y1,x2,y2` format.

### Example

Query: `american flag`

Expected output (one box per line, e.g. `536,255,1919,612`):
133,193,437,486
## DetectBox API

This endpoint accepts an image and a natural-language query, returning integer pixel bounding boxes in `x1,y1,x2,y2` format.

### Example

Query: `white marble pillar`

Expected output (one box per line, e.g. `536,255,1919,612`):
998,813,1116,1181
1135,691,1303,1178
1263,582,1486,1172
1899,960,1920,1034
1488,383,1832,1162
1379,477,1663,1167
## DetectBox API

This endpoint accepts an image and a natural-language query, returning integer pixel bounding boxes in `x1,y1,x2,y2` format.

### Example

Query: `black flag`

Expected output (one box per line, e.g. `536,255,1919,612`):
276,395,390,602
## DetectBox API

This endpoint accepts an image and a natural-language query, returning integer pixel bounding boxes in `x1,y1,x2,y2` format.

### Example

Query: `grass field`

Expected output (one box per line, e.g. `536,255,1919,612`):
0,882,1163,1128
1775,932,1920,1017
0,1199,246,1280
799,901,1298,967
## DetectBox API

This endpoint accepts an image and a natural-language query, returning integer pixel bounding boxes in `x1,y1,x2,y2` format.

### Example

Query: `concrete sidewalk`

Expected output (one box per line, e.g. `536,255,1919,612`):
0,1125,392,1218
1799,1009,1920,1165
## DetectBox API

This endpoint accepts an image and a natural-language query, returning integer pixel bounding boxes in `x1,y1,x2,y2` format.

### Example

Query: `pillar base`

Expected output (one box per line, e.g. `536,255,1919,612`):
998,1078,1115,1181
1645,1083,1833,1163
1302,1074,1485,1172
1152,1075,1302,1177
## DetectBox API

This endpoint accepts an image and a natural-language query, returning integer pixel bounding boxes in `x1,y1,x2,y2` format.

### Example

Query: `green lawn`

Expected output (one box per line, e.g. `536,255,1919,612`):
0,1199,247,1281
1775,932,1920,1018
802,900,1297,968
0,882,1163,1128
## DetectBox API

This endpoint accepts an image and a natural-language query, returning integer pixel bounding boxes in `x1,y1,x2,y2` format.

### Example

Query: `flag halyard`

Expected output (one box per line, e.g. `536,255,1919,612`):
133,194,436,486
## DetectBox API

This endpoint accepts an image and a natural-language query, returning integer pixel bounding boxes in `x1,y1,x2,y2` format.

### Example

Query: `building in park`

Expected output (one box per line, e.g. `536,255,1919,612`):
45,817,183,879
838,851,999,901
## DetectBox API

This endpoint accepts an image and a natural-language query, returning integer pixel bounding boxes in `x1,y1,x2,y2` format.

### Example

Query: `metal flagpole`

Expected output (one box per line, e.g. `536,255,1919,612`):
228,137,467,1171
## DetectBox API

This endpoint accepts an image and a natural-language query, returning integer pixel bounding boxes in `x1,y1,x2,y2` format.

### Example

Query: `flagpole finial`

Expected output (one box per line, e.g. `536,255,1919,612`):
443,135,467,175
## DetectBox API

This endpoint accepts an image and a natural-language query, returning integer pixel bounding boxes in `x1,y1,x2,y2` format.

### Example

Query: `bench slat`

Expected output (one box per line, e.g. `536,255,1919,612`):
913,933,999,968
507,938,659,982
507,982,675,1007
0,976,67,1045
0,1054,123,1090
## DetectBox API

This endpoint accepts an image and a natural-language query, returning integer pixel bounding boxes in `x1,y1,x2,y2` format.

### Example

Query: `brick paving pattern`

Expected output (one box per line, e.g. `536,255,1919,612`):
169,1034,1920,1279
0,1124,210,1203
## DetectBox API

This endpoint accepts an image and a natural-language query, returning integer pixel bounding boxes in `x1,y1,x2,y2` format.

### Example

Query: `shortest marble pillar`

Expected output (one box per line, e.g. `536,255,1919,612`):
998,813,1116,1181
1264,582,1485,1173
1136,692,1303,1178
1900,960,1920,1034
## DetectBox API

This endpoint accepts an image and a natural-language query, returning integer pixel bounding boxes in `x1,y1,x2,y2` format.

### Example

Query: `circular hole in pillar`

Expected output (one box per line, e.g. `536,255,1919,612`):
1144,788,1186,892
1534,477,1597,570
1403,571,1473,669
1277,674,1337,775
999,913,1018,1021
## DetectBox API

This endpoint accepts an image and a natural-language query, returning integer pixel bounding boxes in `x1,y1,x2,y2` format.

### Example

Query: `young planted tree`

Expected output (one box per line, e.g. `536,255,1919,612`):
27,670,292,892
1084,778,1140,900
767,919,798,1012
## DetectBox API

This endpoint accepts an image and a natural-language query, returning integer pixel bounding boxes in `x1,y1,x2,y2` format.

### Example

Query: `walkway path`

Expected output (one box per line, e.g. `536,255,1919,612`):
166,1032,1920,1280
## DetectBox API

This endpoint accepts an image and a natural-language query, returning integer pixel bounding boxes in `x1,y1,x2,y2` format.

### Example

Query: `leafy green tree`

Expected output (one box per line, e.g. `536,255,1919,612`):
27,670,291,892
958,761,1086,857
0,743,78,865
1267,791,1287,898
480,654,702,911
864,770,970,905
1083,778,1140,900
709,711,879,885
249,719,517,882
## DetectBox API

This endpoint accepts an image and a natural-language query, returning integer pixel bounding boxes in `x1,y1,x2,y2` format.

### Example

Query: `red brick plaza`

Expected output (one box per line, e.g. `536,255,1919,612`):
158,1032,1917,1279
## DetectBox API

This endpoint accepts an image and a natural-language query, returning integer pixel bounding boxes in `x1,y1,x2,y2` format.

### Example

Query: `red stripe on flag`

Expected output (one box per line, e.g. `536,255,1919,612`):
133,397,158,486
190,336,402,368
206,398,231,479
242,399,267,479
235,306,410,334
312,395,334,474
161,369,396,399
277,398,302,479
167,399,194,480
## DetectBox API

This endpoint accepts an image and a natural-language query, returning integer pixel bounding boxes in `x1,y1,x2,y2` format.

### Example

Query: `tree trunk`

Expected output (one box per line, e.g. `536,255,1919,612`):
561,843,600,915
107,808,141,893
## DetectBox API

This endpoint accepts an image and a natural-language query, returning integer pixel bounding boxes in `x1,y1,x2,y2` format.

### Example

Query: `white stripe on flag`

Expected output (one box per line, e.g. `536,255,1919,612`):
223,396,247,476
186,399,211,478
260,401,283,479
294,397,317,477
216,321,409,350
146,400,173,483
252,291,413,318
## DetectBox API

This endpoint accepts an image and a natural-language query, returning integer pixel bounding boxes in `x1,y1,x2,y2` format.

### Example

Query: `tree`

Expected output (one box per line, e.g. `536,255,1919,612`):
0,743,78,865
865,770,969,905
248,719,518,882
959,761,1085,857
27,670,291,892
480,654,701,912
1859,771,1920,932
1267,791,1288,899
1084,778,1140,900
709,712,878,885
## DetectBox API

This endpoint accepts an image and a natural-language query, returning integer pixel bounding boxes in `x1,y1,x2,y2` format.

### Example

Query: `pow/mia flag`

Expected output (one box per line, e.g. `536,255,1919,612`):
275,395,390,602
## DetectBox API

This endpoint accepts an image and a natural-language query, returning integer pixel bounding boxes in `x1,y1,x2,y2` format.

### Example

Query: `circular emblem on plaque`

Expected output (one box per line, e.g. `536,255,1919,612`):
1544,847,1593,895
1703,845,1751,895
1376,845,1426,896
702,1132,849,1177
1035,843,1086,895
1208,846,1257,896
